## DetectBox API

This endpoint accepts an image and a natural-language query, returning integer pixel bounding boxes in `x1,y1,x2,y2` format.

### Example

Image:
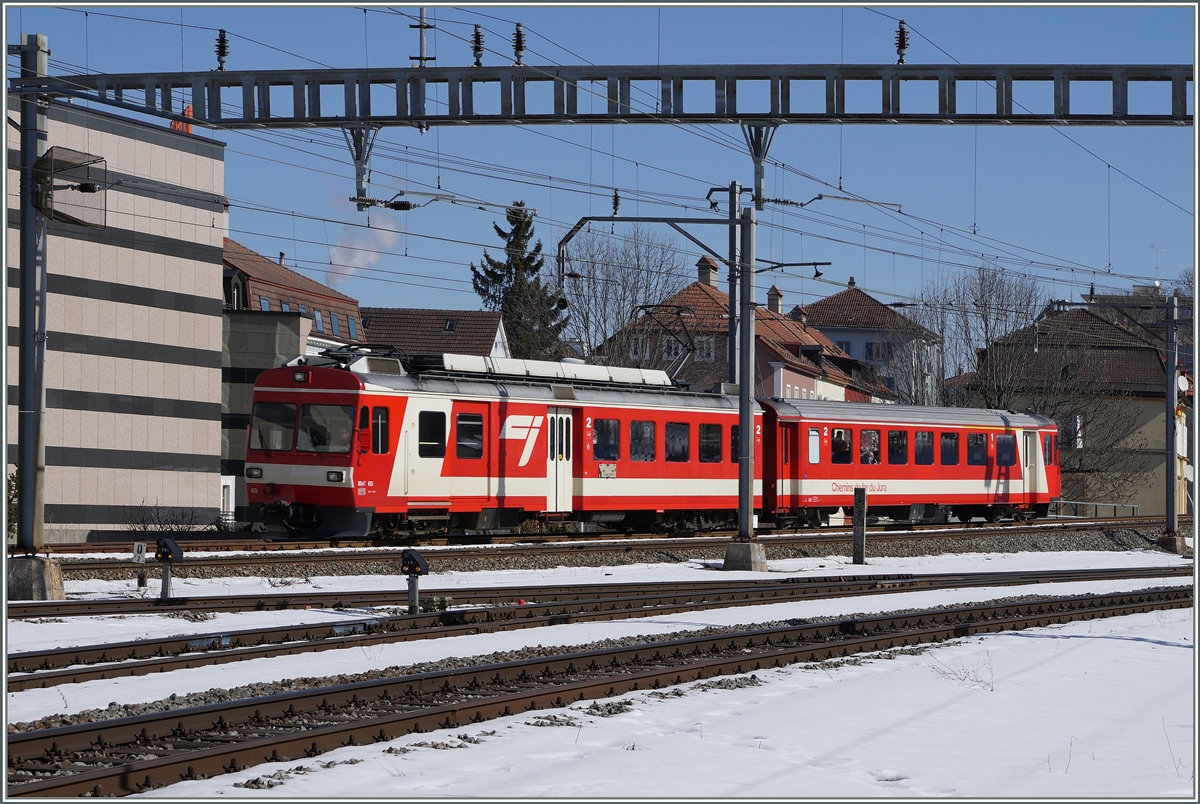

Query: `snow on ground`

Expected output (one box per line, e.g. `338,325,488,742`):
5,548,1195,798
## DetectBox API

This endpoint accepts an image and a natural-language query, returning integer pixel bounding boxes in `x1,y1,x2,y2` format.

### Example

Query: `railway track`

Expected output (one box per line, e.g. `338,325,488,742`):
8,566,1191,691
29,517,1177,579
17,515,1179,557
7,586,1190,798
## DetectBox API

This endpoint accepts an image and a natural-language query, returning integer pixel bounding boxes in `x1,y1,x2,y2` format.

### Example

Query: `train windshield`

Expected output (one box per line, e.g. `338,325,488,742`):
297,404,356,453
251,402,296,452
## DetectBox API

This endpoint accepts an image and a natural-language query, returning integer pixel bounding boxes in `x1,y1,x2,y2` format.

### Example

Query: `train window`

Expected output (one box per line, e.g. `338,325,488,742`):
564,417,571,461
418,411,447,458
808,428,821,464
967,433,987,465
666,422,690,462
593,418,620,461
887,430,908,465
1043,434,1054,466
456,413,484,459
996,434,1017,466
730,425,740,463
940,432,959,465
699,424,722,463
549,415,555,456
630,421,656,462
860,429,880,464
831,428,853,464
914,431,934,465
372,407,389,454
298,404,355,453
250,402,296,452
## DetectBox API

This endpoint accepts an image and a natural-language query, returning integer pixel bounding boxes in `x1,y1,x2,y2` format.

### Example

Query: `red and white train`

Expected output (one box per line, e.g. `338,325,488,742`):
244,347,1061,538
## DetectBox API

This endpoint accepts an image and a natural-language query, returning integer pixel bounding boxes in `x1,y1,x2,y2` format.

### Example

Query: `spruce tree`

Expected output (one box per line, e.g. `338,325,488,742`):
470,201,568,360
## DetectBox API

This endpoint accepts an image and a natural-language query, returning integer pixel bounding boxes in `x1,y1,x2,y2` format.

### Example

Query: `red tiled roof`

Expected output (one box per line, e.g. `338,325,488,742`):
224,238,357,303
802,287,936,339
359,308,504,356
621,281,891,397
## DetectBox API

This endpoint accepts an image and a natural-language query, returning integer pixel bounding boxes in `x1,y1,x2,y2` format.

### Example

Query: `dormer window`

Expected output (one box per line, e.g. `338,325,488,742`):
444,319,457,332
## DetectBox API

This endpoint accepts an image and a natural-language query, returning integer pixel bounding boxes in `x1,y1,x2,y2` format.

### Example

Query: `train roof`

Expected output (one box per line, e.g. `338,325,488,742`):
758,397,1055,429
275,348,743,411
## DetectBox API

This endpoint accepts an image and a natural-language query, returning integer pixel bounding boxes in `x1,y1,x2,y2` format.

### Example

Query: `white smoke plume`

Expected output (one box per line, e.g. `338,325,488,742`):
326,217,401,288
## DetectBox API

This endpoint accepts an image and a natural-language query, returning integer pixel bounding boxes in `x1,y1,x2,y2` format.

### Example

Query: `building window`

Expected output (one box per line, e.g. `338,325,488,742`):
281,302,291,312
785,384,791,398
836,340,852,354
866,342,892,362
259,296,270,312
347,316,357,340
330,312,341,337
314,309,325,332
629,336,646,361
298,305,307,316
444,318,457,332
661,338,684,361
696,336,715,362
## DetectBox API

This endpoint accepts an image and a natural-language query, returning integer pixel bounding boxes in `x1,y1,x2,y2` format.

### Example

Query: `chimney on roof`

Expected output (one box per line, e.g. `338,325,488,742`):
789,305,808,326
279,252,285,265
767,285,783,315
848,276,856,288
697,256,719,286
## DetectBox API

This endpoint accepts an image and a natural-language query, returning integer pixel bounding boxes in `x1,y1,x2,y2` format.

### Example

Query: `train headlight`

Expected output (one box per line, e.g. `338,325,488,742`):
327,470,345,483
293,371,309,382
246,467,263,478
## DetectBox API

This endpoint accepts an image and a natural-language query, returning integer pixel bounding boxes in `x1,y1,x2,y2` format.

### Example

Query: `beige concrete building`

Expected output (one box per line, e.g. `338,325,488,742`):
7,99,227,541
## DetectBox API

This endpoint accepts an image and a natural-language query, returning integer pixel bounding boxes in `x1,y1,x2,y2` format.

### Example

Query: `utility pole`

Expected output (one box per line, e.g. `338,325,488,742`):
15,34,48,554
737,204,756,540
726,181,740,385
1165,294,1178,536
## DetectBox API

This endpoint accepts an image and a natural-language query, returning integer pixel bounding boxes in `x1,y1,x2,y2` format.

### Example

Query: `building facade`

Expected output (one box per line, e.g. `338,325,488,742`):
801,278,943,406
7,99,227,541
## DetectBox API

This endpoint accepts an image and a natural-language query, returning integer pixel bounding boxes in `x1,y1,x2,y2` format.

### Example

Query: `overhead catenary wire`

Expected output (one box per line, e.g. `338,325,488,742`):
15,11,1187,310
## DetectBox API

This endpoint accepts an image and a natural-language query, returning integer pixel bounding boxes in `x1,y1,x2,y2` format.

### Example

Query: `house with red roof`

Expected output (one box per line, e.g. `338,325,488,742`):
601,258,892,403
800,278,943,405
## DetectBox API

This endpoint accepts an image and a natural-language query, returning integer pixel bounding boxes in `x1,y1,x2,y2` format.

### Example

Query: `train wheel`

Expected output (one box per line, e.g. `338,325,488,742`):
983,506,1000,523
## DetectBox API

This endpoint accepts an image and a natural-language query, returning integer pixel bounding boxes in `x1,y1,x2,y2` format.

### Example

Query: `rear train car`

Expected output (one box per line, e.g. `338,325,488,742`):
244,348,762,538
759,399,1060,526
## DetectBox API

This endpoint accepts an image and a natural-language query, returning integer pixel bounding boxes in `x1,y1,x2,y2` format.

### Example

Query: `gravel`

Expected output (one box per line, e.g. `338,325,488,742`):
55,526,1174,581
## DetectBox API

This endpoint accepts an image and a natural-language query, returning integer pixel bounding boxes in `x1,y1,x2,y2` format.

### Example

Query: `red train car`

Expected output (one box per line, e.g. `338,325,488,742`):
759,398,1061,527
245,348,761,537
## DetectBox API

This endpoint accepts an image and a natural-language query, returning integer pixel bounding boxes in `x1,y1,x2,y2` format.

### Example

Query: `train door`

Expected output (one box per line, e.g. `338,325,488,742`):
778,422,798,507
546,408,574,513
1023,430,1041,505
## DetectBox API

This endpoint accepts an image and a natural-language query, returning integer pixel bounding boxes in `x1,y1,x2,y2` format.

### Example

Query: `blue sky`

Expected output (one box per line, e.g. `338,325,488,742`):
7,5,1196,314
